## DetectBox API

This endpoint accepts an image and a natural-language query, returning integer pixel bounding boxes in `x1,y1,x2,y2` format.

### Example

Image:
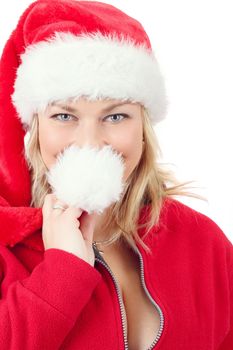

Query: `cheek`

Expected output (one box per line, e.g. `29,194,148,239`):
110,123,143,179
38,120,68,168
38,116,143,178
123,135,143,178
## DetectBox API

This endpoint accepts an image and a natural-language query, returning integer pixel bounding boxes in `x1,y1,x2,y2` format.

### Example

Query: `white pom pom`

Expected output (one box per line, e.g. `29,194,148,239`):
46,145,125,214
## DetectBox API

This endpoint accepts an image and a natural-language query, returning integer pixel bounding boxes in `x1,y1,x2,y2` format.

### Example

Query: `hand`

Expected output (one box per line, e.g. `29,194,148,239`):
42,194,97,266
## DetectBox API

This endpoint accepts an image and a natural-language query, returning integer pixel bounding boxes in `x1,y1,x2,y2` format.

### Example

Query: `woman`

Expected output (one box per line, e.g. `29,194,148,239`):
0,1,232,349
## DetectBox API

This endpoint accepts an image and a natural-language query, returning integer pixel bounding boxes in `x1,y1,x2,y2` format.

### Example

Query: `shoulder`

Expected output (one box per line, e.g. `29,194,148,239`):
140,197,232,260
142,197,229,239
159,197,226,235
157,197,233,263
139,198,233,285
162,197,231,242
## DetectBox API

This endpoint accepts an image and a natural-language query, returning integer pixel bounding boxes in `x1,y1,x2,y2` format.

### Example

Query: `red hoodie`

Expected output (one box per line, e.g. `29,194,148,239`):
0,198,232,349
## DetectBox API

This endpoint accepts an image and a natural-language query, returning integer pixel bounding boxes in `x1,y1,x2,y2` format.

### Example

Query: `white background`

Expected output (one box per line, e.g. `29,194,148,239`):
0,0,232,242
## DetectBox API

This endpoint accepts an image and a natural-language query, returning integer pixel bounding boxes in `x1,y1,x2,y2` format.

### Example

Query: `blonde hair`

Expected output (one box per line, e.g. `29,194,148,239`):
25,105,204,253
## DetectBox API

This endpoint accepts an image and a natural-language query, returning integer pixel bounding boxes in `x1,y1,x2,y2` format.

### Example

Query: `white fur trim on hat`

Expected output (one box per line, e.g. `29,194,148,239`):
12,32,167,126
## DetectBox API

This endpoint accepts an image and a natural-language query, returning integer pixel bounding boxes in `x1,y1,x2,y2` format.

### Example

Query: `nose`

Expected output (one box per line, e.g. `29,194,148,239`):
71,120,107,149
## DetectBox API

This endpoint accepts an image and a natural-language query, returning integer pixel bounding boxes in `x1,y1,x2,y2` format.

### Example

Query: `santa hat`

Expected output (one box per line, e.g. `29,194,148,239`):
0,0,167,208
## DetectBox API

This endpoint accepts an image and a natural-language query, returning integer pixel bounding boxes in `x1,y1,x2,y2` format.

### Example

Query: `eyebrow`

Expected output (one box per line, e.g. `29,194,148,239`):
50,101,132,114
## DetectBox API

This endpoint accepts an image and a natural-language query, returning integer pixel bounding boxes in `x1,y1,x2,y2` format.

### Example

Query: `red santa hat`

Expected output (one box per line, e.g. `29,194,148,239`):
0,0,167,208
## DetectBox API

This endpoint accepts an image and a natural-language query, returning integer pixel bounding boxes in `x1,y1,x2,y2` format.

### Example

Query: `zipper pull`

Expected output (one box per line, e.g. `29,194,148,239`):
92,241,104,258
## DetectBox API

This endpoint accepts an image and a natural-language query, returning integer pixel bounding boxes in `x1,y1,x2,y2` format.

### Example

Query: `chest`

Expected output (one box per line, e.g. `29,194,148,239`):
6,242,229,349
101,244,161,350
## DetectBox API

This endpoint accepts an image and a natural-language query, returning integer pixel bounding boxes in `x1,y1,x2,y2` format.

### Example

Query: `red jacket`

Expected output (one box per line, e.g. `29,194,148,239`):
0,198,232,349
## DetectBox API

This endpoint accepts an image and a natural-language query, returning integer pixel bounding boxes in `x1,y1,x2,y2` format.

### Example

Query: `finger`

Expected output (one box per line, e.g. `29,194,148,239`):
43,193,69,218
79,211,98,243
42,193,56,219
50,192,70,216
51,202,69,217
64,206,83,219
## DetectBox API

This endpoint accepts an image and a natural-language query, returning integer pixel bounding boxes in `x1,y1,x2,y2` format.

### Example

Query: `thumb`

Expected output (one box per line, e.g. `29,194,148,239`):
79,211,98,243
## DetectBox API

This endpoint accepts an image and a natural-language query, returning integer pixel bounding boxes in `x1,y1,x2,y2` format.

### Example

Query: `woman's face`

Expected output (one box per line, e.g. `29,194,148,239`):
38,97,144,182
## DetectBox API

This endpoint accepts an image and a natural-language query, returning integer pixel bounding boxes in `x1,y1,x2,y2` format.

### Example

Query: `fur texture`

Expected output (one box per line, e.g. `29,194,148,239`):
12,32,167,126
0,0,167,207
47,145,125,214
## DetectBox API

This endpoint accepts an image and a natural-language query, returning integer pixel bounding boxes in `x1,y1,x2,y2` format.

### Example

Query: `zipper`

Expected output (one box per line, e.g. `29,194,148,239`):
133,245,165,349
94,245,129,349
93,243,165,350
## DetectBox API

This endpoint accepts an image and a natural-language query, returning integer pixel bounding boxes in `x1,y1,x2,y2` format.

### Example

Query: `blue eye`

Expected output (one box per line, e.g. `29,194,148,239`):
51,113,128,123
52,114,75,122
105,114,128,123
